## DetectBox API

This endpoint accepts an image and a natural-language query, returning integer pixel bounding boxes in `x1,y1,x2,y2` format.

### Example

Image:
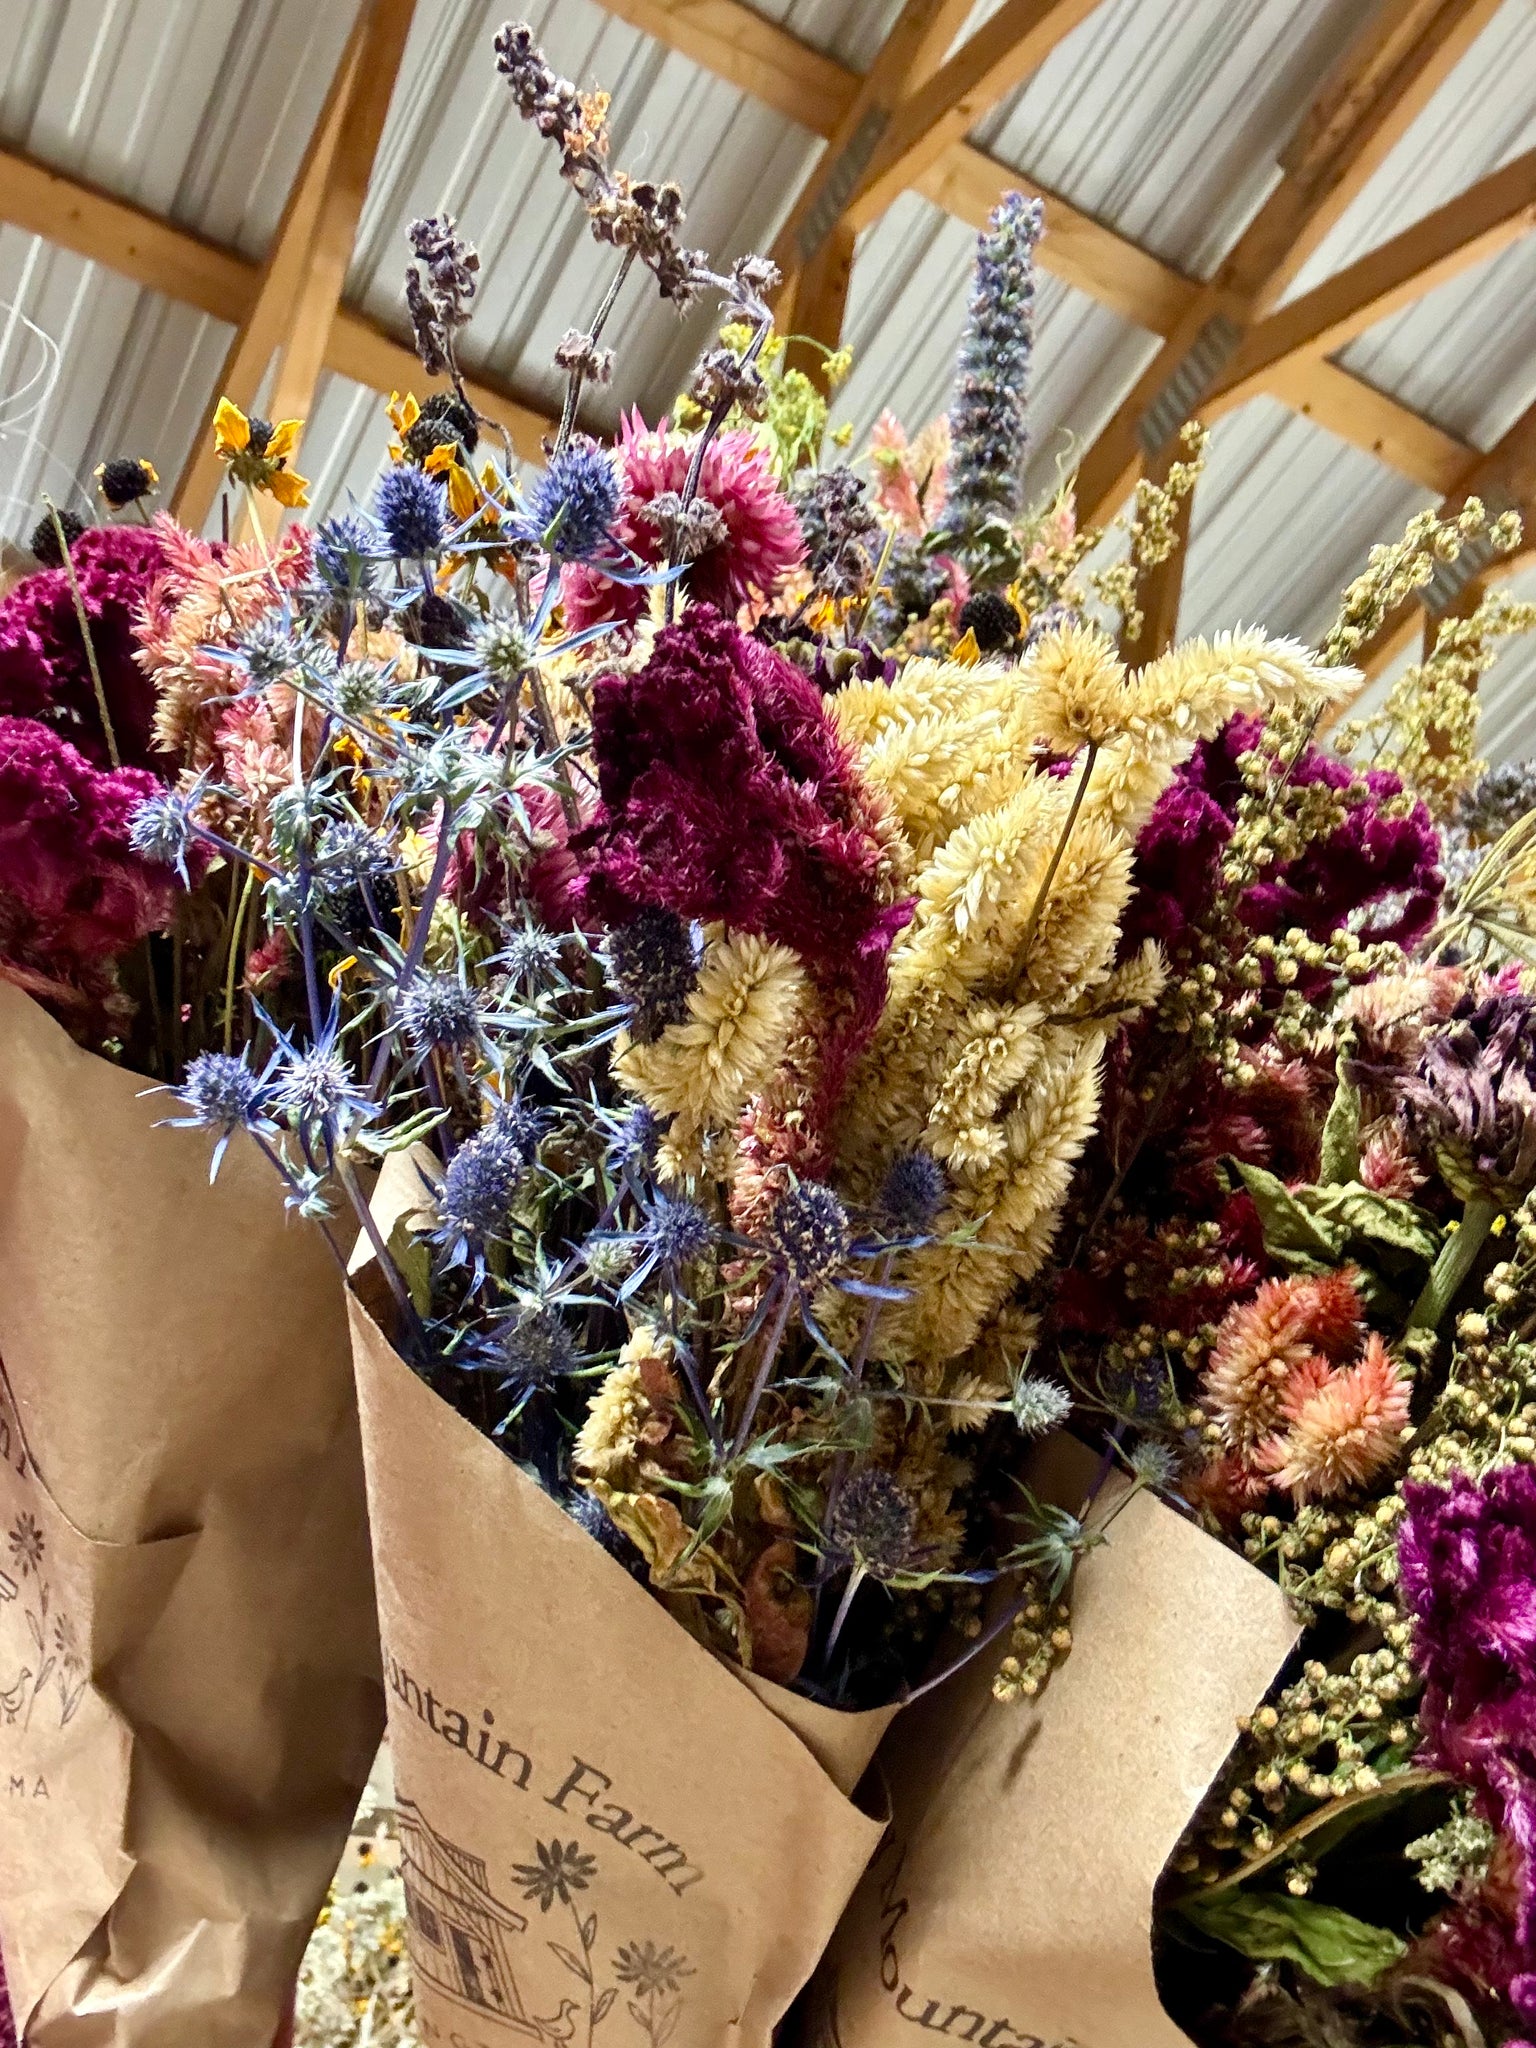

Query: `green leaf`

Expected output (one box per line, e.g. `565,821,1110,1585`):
386,1216,433,1316
1319,1072,1361,1186
1234,1163,1441,1277
1303,1185,1442,1265
1179,1890,1406,1988
1233,1162,1343,1265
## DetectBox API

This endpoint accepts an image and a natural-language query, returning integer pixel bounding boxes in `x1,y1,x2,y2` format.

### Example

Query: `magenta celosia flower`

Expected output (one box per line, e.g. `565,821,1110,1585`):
0,715,177,969
579,604,896,982
0,525,168,770
1400,1463,1536,2025
560,410,803,634
576,606,907,1158
1123,716,1443,958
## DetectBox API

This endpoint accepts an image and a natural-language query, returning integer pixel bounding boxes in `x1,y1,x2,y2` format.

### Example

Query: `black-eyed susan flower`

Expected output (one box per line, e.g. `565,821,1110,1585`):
422,439,480,524
94,457,160,510
211,398,310,507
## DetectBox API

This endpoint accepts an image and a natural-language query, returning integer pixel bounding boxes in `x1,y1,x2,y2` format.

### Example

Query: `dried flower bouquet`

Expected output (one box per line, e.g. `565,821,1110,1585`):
27,15,1530,2047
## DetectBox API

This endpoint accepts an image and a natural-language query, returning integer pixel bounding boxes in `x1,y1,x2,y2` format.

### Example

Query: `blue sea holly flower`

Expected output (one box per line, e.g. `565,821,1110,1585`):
397,971,483,1056
876,1149,947,1240
518,436,620,561
158,1048,278,1178
432,1123,528,1275
127,783,204,883
374,464,447,560
313,510,384,594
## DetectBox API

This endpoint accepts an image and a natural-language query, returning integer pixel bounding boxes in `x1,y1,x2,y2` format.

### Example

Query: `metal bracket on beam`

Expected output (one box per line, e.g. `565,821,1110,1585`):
1137,312,1243,456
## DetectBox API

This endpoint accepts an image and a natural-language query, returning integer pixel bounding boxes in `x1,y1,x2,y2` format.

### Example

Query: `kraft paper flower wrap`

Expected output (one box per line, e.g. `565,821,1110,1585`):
801,1443,1300,2048
0,982,384,2046
348,1157,894,2048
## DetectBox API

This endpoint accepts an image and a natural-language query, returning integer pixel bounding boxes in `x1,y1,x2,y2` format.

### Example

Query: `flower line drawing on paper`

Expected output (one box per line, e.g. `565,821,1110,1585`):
8,1511,43,1578
614,1939,693,2047
515,1838,618,2047
396,1799,690,2048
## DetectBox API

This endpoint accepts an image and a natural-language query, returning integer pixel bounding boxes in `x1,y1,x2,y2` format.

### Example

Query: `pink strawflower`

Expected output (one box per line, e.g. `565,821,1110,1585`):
560,411,803,633
0,525,169,769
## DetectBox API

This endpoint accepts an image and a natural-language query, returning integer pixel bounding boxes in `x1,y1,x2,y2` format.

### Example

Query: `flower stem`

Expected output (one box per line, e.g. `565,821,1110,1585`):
367,808,458,1096
47,499,119,768
222,865,257,1053
1018,742,1097,962
730,1279,793,1458
1408,1191,1500,1331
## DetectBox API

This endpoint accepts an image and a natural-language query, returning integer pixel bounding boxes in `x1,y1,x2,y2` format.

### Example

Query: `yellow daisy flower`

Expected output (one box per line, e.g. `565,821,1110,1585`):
423,440,480,523
210,398,310,507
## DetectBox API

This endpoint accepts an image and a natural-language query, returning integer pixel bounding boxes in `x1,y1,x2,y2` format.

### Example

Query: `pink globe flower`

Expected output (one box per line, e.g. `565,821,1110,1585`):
560,410,803,634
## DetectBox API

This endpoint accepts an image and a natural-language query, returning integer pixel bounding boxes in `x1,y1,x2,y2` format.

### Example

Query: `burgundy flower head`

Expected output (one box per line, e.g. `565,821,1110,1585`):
0,715,177,970
1401,1464,1536,1974
579,604,900,994
1122,716,1443,959
577,606,908,1166
0,524,169,770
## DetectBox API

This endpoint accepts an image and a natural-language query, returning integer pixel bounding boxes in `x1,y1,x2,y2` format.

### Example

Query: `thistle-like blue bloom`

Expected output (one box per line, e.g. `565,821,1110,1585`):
607,1103,661,1171
641,1192,714,1268
239,614,300,685
397,971,483,1054
314,510,384,594
604,909,699,1044
374,464,447,560
487,1099,547,1164
767,1179,849,1289
127,783,201,883
496,1305,579,1399
877,1149,946,1239
433,1118,530,1272
518,436,620,561
944,191,1044,552
498,927,564,990
159,1048,277,1177
315,818,394,896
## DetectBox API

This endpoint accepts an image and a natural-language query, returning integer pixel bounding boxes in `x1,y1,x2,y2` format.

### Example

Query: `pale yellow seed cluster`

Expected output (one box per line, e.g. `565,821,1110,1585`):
615,930,807,1172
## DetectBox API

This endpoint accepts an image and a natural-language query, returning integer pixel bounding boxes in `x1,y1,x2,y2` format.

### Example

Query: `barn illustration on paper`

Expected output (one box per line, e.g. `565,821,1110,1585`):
396,1796,539,2035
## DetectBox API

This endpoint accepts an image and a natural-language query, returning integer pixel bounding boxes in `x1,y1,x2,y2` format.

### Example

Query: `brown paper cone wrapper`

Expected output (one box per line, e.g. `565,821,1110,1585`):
803,1443,1301,2048
0,984,385,2044
350,1282,895,2048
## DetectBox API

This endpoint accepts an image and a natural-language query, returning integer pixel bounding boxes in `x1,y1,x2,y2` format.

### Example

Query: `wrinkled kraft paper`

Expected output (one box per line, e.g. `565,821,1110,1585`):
0,984,385,2045
804,1444,1301,2048
350,1276,896,2048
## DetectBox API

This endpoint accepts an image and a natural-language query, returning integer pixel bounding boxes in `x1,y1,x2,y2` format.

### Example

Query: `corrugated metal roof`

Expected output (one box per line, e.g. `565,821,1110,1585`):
1,0,1535,758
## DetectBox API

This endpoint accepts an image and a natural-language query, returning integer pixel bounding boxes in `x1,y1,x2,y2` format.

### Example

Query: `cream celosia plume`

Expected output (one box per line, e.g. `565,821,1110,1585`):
616,931,807,1158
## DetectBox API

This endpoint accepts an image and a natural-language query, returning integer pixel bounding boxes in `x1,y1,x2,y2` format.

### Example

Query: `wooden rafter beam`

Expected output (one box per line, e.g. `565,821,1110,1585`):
588,0,1474,491
0,0,1489,507
1266,355,1473,492
172,0,420,527
1070,0,1506,528
0,146,554,468
780,222,858,378
1209,143,1536,417
769,0,972,296
842,0,1103,231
